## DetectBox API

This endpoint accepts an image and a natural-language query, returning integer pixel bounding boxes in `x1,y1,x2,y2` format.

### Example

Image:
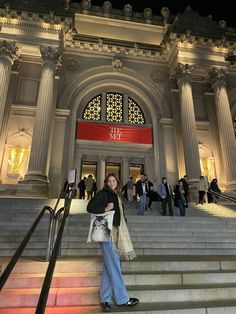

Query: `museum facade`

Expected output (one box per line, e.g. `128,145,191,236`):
0,0,236,197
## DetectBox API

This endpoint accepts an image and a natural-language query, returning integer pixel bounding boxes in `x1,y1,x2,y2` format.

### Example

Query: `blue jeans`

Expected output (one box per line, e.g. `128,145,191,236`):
177,199,186,216
139,194,147,215
99,242,129,305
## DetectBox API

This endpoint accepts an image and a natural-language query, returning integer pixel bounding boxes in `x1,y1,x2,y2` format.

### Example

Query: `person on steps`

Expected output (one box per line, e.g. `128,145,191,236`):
87,173,139,312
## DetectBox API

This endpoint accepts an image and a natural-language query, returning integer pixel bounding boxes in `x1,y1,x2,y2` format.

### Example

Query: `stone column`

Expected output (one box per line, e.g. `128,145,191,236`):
122,157,129,185
24,46,60,184
0,41,18,133
209,68,236,191
97,157,106,190
177,63,201,181
171,88,186,178
0,65,19,181
205,92,225,185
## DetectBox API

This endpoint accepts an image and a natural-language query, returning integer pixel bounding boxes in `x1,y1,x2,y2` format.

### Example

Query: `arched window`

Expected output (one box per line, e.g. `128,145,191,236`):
82,93,145,124
128,97,145,124
82,95,101,121
106,93,123,122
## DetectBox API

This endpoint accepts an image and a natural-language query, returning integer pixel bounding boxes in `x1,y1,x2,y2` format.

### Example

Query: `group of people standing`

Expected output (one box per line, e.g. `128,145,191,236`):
77,174,97,199
123,174,221,217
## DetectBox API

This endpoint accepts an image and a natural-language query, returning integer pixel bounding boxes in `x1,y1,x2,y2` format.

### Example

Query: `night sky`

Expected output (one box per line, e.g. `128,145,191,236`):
84,0,235,26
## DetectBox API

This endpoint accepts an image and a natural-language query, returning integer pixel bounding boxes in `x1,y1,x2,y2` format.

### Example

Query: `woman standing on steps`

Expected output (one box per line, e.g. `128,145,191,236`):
87,173,139,312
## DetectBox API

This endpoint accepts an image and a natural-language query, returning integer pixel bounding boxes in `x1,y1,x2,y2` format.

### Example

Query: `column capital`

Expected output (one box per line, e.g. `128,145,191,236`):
0,40,19,64
176,63,194,86
208,67,228,89
40,46,61,67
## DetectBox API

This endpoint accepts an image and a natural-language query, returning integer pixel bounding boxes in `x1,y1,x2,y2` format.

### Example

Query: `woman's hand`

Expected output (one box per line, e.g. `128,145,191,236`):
105,202,114,212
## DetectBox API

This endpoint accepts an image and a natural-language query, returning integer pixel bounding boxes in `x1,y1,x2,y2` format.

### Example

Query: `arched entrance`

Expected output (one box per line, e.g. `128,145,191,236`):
60,66,165,192
76,91,153,189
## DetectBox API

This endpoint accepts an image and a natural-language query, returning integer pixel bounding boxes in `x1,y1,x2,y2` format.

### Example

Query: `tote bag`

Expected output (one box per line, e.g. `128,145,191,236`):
87,210,115,243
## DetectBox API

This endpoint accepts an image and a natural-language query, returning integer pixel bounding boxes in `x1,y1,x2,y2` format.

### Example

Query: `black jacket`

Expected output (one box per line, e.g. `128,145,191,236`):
87,186,121,226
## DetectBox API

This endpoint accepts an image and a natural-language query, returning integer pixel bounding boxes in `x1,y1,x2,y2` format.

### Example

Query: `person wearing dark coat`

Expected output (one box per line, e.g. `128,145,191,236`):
209,178,221,204
78,177,86,199
87,173,139,312
174,181,187,216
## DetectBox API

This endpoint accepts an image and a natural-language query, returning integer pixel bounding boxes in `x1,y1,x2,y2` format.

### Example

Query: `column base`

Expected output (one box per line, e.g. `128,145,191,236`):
225,181,236,192
22,172,49,185
0,183,50,198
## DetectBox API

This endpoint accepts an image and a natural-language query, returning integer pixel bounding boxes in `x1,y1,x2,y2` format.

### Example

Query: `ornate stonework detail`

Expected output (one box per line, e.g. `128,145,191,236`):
65,0,71,10
112,53,124,72
176,63,194,82
218,20,226,29
0,41,18,62
11,59,20,72
143,8,152,20
208,67,228,87
102,1,112,14
40,46,61,66
81,0,92,11
64,58,80,72
123,4,133,17
150,69,165,83
161,7,171,23
64,27,77,48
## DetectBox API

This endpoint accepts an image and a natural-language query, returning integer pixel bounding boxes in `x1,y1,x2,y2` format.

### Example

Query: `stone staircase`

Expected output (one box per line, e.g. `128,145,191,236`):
1,198,236,313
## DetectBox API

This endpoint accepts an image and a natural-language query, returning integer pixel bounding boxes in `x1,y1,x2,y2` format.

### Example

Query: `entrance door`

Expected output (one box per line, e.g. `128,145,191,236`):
81,161,97,180
105,162,121,181
129,164,144,182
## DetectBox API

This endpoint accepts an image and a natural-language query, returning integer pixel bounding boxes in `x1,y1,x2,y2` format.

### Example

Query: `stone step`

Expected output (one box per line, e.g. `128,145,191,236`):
4,271,236,289
3,235,236,243
1,301,236,314
2,285,236,307
60,248,236,256
4,241,236,250
2,303,236,314
2,257,236,274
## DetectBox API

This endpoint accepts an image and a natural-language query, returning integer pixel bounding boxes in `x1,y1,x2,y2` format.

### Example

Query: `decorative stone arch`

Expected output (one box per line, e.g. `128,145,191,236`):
60,66,167,184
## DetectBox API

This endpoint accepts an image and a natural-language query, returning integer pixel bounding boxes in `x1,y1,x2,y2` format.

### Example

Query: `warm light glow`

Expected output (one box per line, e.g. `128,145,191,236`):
8,146,29,173
54,24,62,31
0,17,8,24
200,157,215,182
41,22,50,29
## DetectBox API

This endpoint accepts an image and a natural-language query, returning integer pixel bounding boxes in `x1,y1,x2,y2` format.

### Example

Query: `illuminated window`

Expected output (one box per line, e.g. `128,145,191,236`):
82,93,145,124
106,93,123,122
82,95,101,121
128,98,145,124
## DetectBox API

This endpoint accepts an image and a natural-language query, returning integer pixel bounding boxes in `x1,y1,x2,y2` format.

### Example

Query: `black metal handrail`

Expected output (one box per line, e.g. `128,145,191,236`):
0,205,54,290
0,183,67,290
35,197,73,314
208,189,236,203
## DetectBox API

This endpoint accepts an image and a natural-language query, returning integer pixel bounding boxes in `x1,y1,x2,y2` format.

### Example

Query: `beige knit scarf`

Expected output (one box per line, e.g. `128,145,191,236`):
112,196,137,261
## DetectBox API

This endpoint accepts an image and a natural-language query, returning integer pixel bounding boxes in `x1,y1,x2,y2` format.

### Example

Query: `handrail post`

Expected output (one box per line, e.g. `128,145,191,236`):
35,181,76,314
45,214,56,262
0,206,54,290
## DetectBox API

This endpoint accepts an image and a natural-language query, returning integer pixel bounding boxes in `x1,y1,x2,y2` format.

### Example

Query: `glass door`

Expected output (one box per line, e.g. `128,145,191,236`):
129,164,144,182
81,161,97,180
105,162,121,181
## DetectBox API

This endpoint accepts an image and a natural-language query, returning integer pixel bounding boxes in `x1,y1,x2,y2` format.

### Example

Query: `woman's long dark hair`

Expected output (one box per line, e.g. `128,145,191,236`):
104,173,121,193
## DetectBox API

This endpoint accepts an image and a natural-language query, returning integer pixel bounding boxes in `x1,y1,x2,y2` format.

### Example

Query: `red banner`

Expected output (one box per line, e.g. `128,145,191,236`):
77,121,153,144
